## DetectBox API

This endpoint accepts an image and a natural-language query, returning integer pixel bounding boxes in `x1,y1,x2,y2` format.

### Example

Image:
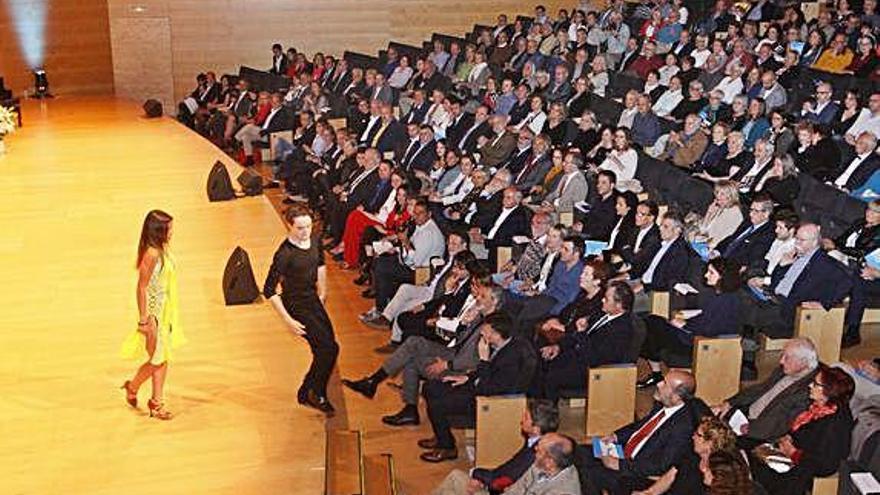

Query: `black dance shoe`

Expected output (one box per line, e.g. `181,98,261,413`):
342,377,377,399
300,391,335,417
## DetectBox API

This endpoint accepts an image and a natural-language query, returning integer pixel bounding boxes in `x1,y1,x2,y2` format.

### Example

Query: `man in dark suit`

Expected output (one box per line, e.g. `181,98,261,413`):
580,369,698,495
744,223,852,338
400,89,430,125
617,200,661,279
328,59,352,94
634,212,690,293
582,170,620,241
454,104,492,154
464,170,510,232
831,132,880,192
443,98,473,147
478,115,518,169
500,128,534,176
711,338,818,446
512,134,552,193
713,194,775,269
668,29,695,58
432,399,561,493
536,281,637,400
401,124,438,176
325,149,382,244
269,43,289,75
369,103,405,155
480,187,531,253
417,312,537,462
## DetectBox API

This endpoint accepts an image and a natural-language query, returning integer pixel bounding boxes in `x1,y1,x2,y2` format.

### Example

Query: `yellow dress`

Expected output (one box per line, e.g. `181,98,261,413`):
120,252,186,364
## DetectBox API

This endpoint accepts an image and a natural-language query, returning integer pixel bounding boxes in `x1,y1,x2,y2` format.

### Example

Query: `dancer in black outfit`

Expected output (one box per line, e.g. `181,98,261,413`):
264,204,340,416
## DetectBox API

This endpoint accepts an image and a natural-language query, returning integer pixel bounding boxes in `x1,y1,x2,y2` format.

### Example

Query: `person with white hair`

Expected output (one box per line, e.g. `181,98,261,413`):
711,338,819,446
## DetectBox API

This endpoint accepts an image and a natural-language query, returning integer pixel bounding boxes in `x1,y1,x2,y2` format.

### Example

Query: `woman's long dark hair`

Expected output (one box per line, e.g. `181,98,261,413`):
137,210,173,268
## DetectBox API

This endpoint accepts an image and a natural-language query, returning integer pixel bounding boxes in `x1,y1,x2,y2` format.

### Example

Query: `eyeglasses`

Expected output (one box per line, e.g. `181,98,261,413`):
749,207,765,213
810,380,826,388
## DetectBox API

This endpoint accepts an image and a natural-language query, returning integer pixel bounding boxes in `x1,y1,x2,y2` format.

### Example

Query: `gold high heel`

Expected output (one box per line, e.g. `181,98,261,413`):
147,398,173,420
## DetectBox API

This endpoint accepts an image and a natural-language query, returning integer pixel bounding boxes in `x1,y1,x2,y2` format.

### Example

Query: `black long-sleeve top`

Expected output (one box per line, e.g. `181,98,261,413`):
262,237,324,304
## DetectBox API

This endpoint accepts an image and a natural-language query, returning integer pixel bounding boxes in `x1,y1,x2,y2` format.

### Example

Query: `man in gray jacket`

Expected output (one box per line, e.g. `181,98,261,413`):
342,284,505,426
711,338,818,446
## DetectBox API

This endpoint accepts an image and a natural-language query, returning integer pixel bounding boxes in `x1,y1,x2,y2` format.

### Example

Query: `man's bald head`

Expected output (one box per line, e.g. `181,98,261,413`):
536,433,576,473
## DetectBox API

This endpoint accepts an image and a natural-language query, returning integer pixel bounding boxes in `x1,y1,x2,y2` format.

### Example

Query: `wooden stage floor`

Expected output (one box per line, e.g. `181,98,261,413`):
0,96,477,495
5,97,877,495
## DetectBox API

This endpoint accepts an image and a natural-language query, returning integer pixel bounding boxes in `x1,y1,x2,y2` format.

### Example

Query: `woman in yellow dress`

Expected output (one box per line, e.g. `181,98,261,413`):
120,210,186,420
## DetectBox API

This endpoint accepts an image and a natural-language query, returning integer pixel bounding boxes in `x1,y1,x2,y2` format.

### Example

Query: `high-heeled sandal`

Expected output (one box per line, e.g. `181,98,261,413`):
147,398,173,420
121,381,137,408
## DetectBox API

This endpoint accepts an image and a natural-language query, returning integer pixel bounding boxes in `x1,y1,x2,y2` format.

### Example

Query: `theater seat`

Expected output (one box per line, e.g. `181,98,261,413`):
363,453,396,495
586,364,637,436
474,395,527,468
325,429,362,495
795,304,847,364
692,336,743,405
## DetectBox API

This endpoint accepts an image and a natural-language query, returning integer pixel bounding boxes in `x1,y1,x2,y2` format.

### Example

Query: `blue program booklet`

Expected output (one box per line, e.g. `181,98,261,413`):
748,284,771,302
690,240,710,262
866,248,880,271
584,240,609,257
592,437,624,459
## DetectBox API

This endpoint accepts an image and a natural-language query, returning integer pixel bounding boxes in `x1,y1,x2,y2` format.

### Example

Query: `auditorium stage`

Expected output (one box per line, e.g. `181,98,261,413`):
0,97,335,494
0,96,485,495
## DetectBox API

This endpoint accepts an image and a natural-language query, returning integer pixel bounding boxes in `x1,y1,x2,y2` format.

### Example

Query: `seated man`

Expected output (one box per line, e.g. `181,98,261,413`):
417,312,537,462
234,92,293,166
743,223,852,339
712,193,775,269
711,338,818,448
579,369,697,495
488,433,580,494
431,399,560,494
535,281,637,400
629,212,690,310
470,187,531,267
370,199,446,314
613,200,661,278
507,236,585,336
343,285,505,426
360,230,467,335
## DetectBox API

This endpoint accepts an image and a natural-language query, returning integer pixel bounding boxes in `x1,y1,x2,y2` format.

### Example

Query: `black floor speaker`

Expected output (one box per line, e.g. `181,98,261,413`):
143,99,163,118
237,168,263,196
223,246,260,305
207,160,236,201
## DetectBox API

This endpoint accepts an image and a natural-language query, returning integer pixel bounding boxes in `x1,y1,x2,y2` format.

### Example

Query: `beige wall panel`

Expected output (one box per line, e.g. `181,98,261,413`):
109,16,174,112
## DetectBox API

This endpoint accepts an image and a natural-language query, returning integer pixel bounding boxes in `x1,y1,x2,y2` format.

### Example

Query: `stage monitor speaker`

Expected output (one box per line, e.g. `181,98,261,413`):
237,168,263,196
143,99,163,118
223,246,260,305
207,161,236,201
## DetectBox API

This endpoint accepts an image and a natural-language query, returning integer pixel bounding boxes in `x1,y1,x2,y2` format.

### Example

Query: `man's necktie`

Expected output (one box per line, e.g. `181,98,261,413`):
623,410,665,459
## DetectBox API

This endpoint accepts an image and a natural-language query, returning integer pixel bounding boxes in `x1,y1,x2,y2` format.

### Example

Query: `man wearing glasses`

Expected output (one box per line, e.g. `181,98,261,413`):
801,82,839,126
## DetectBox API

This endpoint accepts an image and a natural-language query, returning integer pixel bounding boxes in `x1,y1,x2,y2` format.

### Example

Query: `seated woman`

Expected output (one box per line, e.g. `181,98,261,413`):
535,259,611,345
542,102,578,148
638,257,742,388
352,187,414,286
688,180,744,249
822,199,880,261
751,154,800,207
696,131,754,183
749,365,855,495
634,416,752,495
604,191,639,256
336,165,401,268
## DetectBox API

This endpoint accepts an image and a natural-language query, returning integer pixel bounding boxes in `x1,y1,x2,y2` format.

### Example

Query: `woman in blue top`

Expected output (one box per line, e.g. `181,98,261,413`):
637,257,742,388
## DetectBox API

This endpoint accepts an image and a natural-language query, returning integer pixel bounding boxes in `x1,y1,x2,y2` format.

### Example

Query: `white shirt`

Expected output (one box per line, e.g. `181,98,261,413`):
642,238,675,284
360,115,380,142
262,107,282,130
847,108,880,140
487,206,517,240
599,148,638,181
634,226,653,252
765,237,795,275
653,89,684,117
738,156,772,192
404,219,446,267
628,403,686,458
441,177,475,205
713,76,744,105
617,107,638,129
535,251,559,292
516,110,547,135
375,188,398,224
835,153,871,188
692,48,711,68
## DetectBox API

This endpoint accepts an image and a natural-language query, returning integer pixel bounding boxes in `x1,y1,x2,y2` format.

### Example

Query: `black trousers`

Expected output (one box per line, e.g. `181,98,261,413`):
372,255,415,312
845,275,880,335
642,314,694,366
286,295,339,397
579,455,652,495
533,352,588,401
423,378,476,449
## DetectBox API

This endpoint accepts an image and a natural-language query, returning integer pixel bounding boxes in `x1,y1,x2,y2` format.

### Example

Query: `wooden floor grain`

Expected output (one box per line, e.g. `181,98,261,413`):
2,97,877,495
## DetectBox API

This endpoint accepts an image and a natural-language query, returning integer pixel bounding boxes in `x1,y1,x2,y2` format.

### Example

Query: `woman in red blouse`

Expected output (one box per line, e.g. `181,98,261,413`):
339,169,407,268
750,365,855,495
639,9,665,43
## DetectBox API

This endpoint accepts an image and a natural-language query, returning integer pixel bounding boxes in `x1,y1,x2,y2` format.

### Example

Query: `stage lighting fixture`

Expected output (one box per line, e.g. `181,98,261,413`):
33,69,51,98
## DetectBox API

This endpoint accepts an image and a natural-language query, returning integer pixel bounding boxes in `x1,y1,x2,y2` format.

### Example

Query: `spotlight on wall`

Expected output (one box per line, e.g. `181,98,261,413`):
32,69,51,98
